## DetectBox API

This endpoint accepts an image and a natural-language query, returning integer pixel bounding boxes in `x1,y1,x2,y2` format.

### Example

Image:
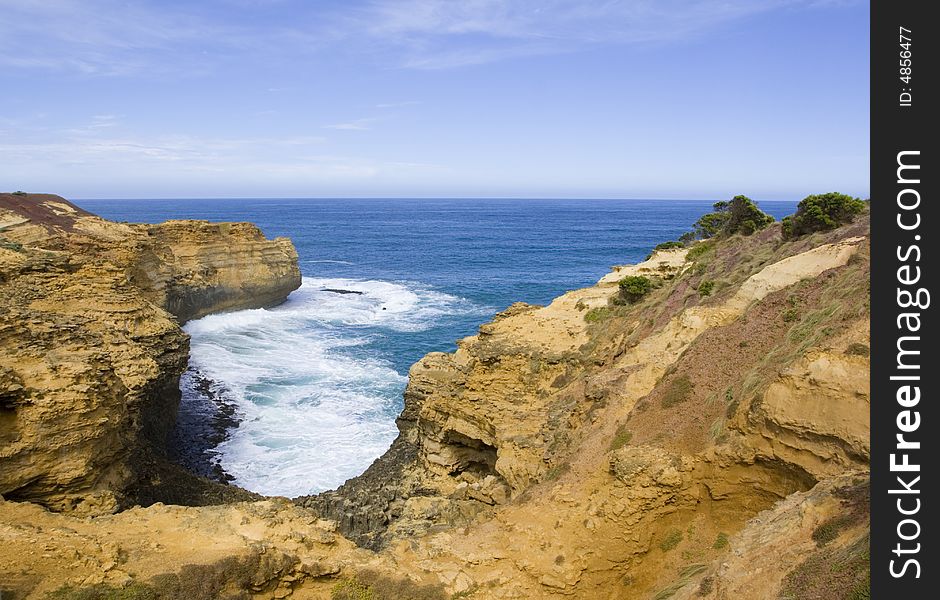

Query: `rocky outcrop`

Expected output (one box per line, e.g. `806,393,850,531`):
0,193,300,514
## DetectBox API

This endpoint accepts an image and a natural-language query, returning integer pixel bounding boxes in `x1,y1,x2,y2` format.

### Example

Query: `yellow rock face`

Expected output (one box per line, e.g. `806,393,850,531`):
0,193,301,513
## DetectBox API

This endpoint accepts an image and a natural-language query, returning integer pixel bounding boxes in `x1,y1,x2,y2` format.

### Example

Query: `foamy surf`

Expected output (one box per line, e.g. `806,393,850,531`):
179,277,488,497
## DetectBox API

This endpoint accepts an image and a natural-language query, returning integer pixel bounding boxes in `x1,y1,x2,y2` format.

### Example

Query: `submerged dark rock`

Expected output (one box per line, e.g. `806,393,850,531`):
322,288,364,295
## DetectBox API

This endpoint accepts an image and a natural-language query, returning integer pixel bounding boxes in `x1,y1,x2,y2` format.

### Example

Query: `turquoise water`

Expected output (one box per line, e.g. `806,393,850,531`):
82,198,797,495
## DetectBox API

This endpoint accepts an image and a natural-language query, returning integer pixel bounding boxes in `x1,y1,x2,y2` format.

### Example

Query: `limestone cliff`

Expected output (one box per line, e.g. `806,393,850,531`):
0,196,868,600
0,193,301,514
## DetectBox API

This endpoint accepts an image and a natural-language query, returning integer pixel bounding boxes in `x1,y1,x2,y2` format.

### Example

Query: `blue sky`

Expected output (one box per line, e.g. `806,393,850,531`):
0,0,869,199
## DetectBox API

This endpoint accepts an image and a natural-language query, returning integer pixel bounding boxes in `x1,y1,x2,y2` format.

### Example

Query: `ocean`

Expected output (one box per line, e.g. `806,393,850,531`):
81,198,798,497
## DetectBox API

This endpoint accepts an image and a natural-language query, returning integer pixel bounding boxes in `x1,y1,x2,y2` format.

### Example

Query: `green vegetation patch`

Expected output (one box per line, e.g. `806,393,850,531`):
332,571,447,600
608,425,633,451
647,240,686,259
46,584,159,600
659,529,684,552
692,195,774,239
584,306,611,323
778,534,869,600
0,237,24,252
685,241,714,262
655,240,686,251
661,375,694,408
782,192,866,239
618,275,653,303
697,280,714,297
712,532,729,550
845,343,870,357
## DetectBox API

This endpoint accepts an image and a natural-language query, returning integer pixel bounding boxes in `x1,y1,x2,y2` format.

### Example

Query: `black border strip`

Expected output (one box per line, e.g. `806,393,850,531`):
871,0,935,596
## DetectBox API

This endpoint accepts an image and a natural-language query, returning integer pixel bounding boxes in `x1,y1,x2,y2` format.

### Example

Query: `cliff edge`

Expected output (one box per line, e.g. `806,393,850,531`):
0,193,301,514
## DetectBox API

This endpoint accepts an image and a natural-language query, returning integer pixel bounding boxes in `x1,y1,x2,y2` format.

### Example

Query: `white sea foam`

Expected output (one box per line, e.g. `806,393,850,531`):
182,277,483,497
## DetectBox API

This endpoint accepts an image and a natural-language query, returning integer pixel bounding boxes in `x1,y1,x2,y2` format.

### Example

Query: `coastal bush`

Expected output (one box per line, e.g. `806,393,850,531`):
584,307,610,323
782,192,866,238
779,533,869,600
655,240,685,251
685,241,713,262
617,275,653,303
331,572,446,600
12,190,27,196
712,532,729,549
661,375,694,408
46,583,158,600
646,240,686,259
697,280,714,297
659,529,684,552
692,195,773,239
608,425,633,451
812,514,858,548
1,237,24,252
845,343,870,357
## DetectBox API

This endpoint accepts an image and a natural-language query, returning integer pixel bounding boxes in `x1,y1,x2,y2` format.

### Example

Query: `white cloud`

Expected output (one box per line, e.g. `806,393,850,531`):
323,118,377,131
345,0,816,68
375,101,421,108
0,0,860,75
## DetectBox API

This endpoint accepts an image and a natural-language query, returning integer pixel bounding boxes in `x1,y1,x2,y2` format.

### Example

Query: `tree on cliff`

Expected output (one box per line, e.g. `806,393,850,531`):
781,192,866,238
692,195,774,239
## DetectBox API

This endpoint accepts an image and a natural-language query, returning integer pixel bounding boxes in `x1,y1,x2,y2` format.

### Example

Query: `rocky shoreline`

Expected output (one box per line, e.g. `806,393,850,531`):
168,368,242,484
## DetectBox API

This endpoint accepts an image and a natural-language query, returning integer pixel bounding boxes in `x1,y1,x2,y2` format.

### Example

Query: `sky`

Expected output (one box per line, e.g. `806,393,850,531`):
0,0,869,200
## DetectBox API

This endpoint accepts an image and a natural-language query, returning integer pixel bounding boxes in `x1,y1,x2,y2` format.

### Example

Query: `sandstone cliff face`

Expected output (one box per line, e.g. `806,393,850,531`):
0,193,300,514
1,196,869,600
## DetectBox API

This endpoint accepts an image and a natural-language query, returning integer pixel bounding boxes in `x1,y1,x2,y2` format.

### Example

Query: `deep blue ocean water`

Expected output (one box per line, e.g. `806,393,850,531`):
81,198,797,496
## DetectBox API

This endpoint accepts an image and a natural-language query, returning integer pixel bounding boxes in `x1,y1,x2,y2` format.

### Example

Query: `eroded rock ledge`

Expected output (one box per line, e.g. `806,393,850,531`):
0,193,301,514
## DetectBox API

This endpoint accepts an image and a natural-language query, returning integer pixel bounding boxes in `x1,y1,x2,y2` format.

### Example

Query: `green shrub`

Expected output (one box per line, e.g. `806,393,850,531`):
655,240,685,252
618,275,653,303
722,195,774,235
608,425,633,451
697,280,714,297
691,195,774,240
783,192,866,238
660,529,684,552
661,375,694,408
698,576,714,595
332,573,446,600
46,583,158,600
1,237,24,252
812,515,856,547
332,578,375,600
693,209,728,239
13,190,27,196
712,532,729,549
845,343,870,357
685,241,713,262
584,307,610,323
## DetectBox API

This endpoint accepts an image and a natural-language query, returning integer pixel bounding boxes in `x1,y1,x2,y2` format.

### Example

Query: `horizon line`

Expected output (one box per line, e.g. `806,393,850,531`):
69,196,804,202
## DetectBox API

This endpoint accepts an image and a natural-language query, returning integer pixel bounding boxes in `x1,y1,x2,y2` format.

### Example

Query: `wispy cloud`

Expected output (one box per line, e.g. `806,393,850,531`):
323,118,378,131
0,116,445,187
343,0,821,69
0,0,857,75
375,100,421,108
